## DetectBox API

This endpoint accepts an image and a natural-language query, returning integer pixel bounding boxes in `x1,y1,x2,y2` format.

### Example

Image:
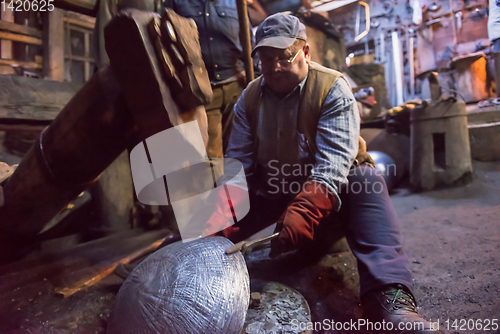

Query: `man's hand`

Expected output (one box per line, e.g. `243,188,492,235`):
269,180,338,257
201,184,248,239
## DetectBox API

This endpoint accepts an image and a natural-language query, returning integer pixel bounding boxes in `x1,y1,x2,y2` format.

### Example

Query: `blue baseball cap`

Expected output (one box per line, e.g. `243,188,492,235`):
252,13,307,57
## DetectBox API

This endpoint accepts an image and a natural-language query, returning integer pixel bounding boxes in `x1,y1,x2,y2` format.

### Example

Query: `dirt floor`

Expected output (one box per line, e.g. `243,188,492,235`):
0,146,498,333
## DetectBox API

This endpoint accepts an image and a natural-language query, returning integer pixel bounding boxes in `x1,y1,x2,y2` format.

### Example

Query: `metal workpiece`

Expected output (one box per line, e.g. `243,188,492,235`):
108,237,250,334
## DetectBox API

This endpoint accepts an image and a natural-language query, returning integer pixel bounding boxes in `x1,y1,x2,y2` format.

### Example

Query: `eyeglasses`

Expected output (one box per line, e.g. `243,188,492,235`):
259,49,302,74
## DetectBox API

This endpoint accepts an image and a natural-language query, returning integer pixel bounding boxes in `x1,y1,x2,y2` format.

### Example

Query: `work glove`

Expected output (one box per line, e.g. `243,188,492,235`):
269,180,338,257
201,184,248,239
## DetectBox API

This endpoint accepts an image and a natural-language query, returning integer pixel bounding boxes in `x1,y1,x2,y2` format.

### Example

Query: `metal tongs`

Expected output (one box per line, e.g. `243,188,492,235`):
225,232,280,257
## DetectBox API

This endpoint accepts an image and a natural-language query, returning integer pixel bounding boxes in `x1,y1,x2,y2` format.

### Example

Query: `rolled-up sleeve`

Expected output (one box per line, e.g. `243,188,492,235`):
309,77,360,211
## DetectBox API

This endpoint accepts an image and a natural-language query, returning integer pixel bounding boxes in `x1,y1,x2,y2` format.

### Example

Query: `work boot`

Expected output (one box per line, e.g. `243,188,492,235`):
362,284,443,334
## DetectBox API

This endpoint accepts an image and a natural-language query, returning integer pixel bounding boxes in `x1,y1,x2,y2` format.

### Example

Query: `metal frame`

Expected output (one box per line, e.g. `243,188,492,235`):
64,20,94,82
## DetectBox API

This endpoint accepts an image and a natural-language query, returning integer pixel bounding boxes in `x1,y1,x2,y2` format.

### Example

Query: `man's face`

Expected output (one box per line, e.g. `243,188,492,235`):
258,43,310,96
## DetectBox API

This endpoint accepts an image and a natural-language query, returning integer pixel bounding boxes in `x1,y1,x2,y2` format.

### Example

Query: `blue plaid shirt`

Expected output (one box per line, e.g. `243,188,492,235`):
225,74,360,211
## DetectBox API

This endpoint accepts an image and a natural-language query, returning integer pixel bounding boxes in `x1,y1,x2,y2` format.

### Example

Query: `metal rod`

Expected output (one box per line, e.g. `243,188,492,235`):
236,0,254,85
354,1,370,42
355,4,360,38
53,0,97,17
448,0,457,45
409,29,415,98
392,31,404,106
380,33,385,63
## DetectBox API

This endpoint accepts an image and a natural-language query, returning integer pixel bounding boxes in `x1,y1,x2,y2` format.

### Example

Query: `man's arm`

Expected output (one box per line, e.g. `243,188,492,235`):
309,77,360,211
224,89,257,186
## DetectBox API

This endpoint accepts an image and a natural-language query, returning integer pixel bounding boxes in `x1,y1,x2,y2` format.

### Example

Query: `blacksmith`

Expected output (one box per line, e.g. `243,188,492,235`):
213,13,443,334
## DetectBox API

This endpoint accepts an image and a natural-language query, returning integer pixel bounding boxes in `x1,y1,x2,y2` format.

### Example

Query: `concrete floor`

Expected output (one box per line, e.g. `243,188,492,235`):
393,160,500,328
0,140,498,333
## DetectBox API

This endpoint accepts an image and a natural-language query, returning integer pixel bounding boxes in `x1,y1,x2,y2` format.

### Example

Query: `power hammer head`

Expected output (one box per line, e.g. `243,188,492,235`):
105,8,212,139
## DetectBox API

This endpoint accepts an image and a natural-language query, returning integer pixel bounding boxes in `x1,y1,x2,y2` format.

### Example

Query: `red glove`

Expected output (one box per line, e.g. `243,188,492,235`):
201,184,248,239
269,180,338,257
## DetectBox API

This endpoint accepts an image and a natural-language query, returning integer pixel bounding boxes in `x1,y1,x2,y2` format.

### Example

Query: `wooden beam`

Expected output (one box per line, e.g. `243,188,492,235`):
0,31,42,45
63,16,96,30
0,124,48,132
54,238,165,297
42,9,65,81
1,5,14,61
64,17,95,30
53,0,98,17
0,229,170,293
0,21,42,38
0,58,42,69
0,229,143,276
0,105,61,121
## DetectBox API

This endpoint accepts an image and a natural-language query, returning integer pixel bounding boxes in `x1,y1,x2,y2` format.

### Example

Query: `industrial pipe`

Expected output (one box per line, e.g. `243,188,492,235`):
236,0,255,85
392,31,404,106
354,1,370,42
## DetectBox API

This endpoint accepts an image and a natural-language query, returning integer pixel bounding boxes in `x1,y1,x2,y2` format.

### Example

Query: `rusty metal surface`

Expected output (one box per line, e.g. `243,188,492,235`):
105,8,211,142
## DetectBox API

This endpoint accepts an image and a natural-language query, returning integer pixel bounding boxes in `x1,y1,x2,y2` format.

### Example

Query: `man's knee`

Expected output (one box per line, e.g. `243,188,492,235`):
346,165,388,195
